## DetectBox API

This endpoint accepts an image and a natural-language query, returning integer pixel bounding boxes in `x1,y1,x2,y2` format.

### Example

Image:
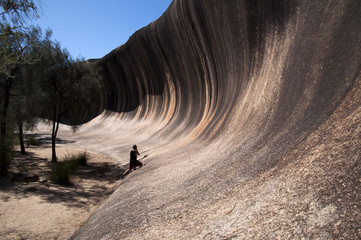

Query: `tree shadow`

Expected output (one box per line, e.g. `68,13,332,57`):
24,133,76,148
0,150,49,190
74,162,124,182
0,151,126,209
33,162,124,208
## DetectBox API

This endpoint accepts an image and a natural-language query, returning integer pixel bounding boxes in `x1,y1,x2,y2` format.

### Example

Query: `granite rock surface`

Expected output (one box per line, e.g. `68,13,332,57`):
71,0,361,239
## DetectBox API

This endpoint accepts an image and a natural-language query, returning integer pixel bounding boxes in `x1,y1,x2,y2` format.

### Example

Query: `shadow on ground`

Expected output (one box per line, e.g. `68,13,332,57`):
0,149,125,209
24,133,76,147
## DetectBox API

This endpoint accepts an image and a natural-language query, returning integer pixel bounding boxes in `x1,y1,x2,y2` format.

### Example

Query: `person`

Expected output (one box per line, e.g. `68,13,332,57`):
122,145,143,179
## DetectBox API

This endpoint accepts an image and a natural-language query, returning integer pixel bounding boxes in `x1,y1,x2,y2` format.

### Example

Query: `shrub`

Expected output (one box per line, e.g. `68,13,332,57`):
75,151,89,166
49,151,89,184
25,136,39,146
50,159,79,185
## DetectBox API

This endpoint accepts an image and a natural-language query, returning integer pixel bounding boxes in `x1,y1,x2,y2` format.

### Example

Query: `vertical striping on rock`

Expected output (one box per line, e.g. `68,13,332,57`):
72,0,361,239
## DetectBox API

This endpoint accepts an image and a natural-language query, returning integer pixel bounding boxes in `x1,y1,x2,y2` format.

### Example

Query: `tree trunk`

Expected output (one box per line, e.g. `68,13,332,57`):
51,106,62,162
51,105,57,162
0,80,11,137
51,112,57,163
0,78,12,175
51,133,57,162
17,120,26,155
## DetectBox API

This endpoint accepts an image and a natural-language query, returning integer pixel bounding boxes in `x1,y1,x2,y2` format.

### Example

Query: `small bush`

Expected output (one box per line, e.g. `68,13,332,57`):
50,160,79,185
63,151,89,165
49,152,89,184
25,136,39,146
75,152,89,166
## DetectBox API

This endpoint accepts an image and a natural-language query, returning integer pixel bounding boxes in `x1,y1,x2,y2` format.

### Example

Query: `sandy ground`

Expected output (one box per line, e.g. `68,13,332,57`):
0,141,124,240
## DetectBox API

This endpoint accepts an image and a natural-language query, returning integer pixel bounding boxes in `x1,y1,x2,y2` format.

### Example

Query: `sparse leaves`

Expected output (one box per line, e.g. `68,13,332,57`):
0,0,38,26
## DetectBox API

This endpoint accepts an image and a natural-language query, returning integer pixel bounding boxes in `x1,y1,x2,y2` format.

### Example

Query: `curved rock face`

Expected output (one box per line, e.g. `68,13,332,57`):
72,0,361,239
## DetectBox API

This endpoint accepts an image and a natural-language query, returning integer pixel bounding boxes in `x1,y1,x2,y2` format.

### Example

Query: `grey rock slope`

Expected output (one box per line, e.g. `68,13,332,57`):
72,0,361,239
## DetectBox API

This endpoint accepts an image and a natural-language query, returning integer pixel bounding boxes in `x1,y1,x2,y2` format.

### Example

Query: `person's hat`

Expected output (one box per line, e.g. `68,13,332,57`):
133,145,137,149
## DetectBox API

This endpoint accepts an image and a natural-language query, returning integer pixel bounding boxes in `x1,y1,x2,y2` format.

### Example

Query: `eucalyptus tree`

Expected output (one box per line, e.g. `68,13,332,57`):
38,41,101,162
0,0,39,174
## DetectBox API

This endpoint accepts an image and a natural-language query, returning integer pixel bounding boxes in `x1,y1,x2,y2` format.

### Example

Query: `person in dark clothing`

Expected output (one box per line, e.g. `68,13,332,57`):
122,145,143,179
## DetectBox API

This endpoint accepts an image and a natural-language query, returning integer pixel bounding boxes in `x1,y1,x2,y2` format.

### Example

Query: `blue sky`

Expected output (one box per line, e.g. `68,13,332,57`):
36,0,173,60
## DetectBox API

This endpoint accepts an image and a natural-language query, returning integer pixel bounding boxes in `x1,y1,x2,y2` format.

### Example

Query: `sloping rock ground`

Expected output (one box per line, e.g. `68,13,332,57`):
70,0,360,239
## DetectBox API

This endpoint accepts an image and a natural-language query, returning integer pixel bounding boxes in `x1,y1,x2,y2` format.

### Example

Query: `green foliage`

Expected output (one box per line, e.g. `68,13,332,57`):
33,40,102,126
0,0,102,167
0,1,45,173
0,25,50,161
0,0,43,80
0,0,38,26
33,41,102,161
50,159,79,185
49,152,89,184
63,151,89,166
38,43,97,123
